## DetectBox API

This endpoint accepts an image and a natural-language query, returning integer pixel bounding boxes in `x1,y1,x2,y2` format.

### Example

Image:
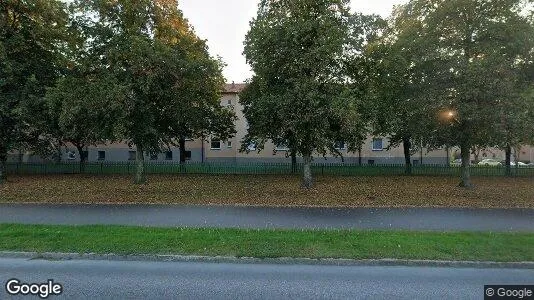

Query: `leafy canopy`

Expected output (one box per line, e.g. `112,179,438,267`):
242,0,365,160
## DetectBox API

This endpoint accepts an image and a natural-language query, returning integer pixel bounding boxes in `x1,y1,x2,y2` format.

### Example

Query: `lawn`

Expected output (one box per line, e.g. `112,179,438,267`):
1,174,534,208
0,224,532,262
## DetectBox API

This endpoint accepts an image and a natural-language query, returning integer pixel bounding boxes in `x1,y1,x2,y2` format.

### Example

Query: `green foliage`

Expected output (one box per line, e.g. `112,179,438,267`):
242,0,368,187
45,71,125,153
379,0,534,186
0,0,69,181
70,0,236,182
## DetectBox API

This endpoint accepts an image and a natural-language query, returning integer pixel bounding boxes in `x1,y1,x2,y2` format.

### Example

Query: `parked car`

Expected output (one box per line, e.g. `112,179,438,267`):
501,161,529,167
477,159,502,166
511,161,528,167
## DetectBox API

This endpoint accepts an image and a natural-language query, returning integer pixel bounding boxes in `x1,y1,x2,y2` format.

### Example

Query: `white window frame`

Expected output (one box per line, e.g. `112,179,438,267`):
210,140,221,150
275,143,289,151
372,138,384,151
227,141,233,148
67,151,76,160
247,142,257,151
165,151,173,161
334,141,346,150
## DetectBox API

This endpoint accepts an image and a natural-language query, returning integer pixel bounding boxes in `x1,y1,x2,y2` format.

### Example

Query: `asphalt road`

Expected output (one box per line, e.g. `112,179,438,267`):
1,258,533,299
1,204,534,231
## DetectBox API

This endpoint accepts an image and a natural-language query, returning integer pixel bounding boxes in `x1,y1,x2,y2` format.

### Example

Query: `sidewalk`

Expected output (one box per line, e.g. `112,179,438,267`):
1,204,533,231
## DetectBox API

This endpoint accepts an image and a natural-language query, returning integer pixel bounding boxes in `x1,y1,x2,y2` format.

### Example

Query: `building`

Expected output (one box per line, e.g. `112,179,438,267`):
7,83,534,165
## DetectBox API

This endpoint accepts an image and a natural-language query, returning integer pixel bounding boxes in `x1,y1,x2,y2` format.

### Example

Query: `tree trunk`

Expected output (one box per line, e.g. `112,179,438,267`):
472,148,480,164
302,154,313,189
403,137,412,175
55,144,62,164
18,149,23,163
75,144,87,174
0,161,5,184
179,136,186,165
358,146,362,166
291,151,297,174
134,145,146,184
459,142,473,188
505,145,512,177
0,150,7,184
514,147,520,175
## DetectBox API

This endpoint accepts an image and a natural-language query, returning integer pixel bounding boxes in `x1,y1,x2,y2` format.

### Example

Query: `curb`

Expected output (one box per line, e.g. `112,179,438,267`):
1,251,533,269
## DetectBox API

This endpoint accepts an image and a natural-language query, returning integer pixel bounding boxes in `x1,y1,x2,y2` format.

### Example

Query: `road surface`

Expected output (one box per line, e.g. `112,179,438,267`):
0,204,533,231
1,258,532,299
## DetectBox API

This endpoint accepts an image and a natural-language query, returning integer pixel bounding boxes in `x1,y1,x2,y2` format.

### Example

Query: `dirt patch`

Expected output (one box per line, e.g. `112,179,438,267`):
1,174,533,208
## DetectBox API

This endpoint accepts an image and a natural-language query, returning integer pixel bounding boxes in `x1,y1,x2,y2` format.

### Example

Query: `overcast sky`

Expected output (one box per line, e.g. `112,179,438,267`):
179,0,406,83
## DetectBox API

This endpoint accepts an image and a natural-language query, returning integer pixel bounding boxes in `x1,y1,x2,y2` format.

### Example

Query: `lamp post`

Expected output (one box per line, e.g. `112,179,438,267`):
444,110,459,166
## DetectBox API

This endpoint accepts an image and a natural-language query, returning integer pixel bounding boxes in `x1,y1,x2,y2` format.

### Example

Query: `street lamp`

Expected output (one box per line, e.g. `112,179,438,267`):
441,109,459,166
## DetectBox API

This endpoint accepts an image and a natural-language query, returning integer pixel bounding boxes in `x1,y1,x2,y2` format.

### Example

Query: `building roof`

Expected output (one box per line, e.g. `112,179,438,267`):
224,82,247,94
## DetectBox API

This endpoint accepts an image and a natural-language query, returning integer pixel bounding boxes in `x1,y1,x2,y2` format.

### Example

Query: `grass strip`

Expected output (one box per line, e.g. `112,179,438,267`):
0,224,533,262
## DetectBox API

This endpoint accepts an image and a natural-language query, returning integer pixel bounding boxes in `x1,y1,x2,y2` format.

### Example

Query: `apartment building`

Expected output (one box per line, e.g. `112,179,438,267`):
8,83,534,165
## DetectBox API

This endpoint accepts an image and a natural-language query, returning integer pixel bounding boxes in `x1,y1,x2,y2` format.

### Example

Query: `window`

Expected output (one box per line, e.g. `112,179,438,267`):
275,143,289,151
334,141,346,150
150,153,158,160
227,141,233,148
128,151,136,161
247,142,257,151
368,160,375,166
211,140,221,150
413,159,420,166
98,151,106,161
185,151,192,160
227,99,232,106
67,151,76,160
372,138,384,151
165,151,173,160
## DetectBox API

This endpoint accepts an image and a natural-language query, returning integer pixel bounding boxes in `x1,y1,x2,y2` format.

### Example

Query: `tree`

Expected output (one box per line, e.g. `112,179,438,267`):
496,87,534,176
45,72,124,172
0,0,69,183
390,0,534,187
362,24,435,175
74,0,235,183
242,0,367,189
239,79,301,173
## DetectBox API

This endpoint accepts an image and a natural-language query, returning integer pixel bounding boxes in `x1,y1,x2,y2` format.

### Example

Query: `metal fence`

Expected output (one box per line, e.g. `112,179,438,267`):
5,162,534,177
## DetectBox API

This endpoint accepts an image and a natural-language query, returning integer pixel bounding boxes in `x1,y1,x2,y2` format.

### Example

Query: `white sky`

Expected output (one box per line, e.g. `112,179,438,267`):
180,0,406,83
